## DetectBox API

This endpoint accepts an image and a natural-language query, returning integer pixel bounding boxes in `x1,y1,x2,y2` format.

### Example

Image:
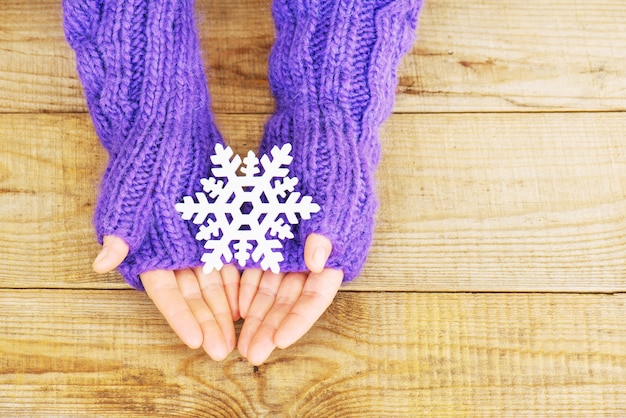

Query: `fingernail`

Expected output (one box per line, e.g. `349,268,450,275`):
313,246,328,269
93,246,109,266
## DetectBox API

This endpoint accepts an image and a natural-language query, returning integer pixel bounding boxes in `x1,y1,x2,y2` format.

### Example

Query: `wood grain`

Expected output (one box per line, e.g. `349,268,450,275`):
2,1,626,415
401,0,626,112
3,0,626,113
0,290,624,417
1,113,624,291
369,111,626,292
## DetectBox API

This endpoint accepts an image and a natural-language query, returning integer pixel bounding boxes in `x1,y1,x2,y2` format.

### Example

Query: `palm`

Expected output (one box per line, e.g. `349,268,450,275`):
93,233,341,364
141,265,240,361
93,236,240,361
237,267,343,365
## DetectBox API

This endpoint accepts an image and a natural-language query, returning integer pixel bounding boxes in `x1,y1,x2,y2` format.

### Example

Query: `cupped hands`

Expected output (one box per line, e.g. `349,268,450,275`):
92,234,343,364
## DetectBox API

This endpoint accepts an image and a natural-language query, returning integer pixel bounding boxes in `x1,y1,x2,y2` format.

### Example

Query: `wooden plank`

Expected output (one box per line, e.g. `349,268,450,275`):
400,0,626,112
3,0,626,113
1,112,625,291
0,114,104,287
0,1,86,113
0,290,624,416
366,111,626,292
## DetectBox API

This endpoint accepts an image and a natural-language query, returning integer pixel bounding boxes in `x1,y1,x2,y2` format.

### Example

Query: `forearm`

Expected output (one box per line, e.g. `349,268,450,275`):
260,0,422,280
64,0,222,287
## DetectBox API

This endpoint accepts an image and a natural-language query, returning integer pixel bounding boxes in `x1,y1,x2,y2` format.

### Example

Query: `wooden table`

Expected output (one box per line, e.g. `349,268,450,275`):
1,0,624,416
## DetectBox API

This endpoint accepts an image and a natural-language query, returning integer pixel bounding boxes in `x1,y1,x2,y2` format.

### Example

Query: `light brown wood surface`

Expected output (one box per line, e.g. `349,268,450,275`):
1,0,625,416
1,291,624,416
3,0,626,114
1,112,625,291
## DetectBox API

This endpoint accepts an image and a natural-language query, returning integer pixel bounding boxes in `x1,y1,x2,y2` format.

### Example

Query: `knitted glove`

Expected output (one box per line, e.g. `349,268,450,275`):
258,0,422,281
63,0,222,289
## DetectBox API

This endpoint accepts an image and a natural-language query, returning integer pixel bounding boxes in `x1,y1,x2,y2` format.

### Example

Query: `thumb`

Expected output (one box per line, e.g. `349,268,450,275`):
304,233,333,274
93,235,130,274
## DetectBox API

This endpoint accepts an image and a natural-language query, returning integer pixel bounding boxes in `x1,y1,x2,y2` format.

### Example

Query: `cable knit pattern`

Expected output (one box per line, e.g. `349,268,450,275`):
63,0,223,289
258,0,422,281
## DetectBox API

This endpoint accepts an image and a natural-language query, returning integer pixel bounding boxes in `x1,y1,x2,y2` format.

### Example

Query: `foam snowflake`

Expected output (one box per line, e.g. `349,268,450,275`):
175,143,320,274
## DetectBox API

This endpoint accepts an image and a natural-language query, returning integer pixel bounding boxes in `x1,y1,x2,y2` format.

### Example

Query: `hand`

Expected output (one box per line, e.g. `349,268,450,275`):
93,236,240,361
237,234,343,365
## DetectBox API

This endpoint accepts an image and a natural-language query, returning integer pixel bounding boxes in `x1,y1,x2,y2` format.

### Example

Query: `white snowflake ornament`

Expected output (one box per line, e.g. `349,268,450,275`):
175,143,320,274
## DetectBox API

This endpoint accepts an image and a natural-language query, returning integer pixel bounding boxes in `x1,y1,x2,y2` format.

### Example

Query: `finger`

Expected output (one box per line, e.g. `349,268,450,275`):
238,270,284,358
246,272,306,365
304,233,333,274
194,266,236,357
239,268,264,319
220,265,241,321
141,269,203,350
177,268,231,361
274,268,343,349
93,235,129,274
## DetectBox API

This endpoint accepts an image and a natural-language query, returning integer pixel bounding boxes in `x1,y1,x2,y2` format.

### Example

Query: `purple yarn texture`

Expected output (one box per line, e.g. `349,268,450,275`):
257,0,422,281
63,0,421,287
63,0,223,289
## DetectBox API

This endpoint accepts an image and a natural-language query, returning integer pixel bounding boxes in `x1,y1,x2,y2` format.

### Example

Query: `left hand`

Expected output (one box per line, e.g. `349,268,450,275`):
237,234,343,365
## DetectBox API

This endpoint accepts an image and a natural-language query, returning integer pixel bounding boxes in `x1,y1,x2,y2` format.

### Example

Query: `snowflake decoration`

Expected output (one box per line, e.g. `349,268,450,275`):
175,143,320,274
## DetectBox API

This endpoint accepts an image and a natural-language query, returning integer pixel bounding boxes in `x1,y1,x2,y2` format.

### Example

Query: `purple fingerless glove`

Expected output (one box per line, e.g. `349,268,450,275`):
63,0,222,289
258,0,422,281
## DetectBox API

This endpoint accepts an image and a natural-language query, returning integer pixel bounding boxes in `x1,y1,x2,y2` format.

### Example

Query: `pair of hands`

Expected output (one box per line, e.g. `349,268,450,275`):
92,234,343,365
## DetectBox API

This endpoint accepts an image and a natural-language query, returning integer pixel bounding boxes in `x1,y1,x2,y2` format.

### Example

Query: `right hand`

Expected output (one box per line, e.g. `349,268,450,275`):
93,236,241,361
